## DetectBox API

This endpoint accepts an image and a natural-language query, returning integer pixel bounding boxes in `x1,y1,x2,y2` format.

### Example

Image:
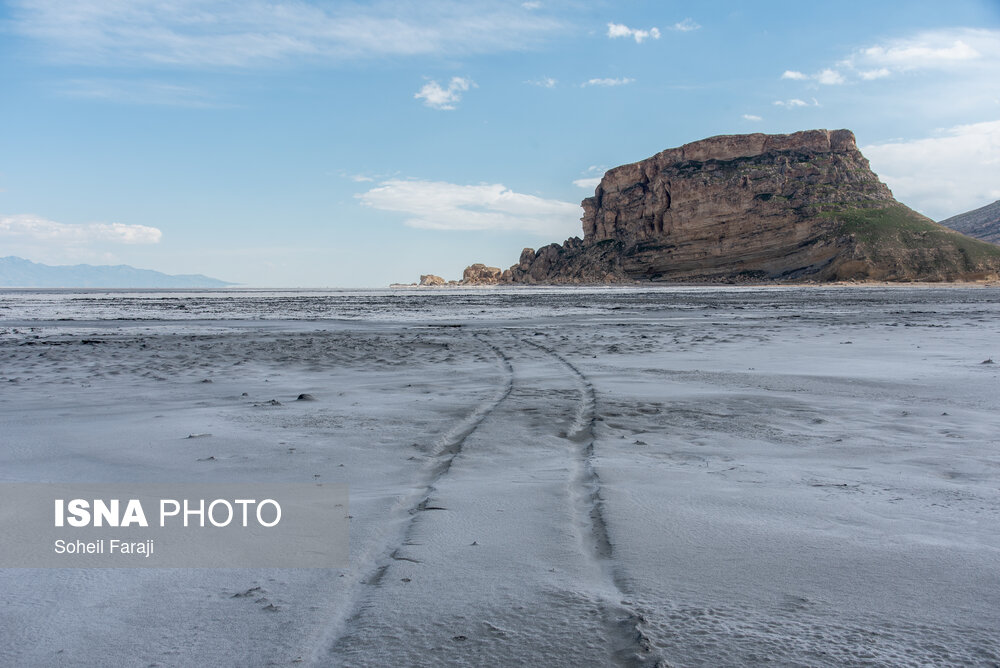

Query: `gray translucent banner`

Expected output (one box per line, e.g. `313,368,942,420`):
0,483,348,568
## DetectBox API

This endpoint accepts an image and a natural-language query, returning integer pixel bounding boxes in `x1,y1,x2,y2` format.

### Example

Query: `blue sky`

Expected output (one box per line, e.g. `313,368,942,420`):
1,0,999,287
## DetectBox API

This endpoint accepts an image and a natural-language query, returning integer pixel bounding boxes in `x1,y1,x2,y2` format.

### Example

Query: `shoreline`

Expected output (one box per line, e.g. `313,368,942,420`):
390,279,1000,289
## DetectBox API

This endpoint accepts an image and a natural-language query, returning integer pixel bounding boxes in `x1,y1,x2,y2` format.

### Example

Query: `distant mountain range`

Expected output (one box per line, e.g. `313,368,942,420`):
939,200,1000,245
0,256,233,288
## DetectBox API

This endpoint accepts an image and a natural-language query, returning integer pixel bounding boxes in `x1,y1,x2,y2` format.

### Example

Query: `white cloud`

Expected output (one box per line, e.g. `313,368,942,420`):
859,36,981,70
414,77,475,110
862,119,1000,220
672,18,700,32
10,0,565,68
815,68,845,85
827,28,1000,83
607,22,660,43
859,67,891,80
526,76,557,88
58,79,220,107
358,179,580,236
582,77,634,87
773,98,811,108
779,28,1000,122
742,114,762,121
781,68,843,85
572,165,606,187
521,1,541,8
0,214,163,244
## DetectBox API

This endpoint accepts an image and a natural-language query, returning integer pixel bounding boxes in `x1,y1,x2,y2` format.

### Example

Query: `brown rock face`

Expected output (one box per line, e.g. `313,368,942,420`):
501,129,1000,283
578,129,892,281
580,129,884,246
460,263,503,285
419,274,446,286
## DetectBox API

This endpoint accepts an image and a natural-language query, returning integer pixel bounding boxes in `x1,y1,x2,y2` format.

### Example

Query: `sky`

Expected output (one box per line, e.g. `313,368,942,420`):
1,0,999,287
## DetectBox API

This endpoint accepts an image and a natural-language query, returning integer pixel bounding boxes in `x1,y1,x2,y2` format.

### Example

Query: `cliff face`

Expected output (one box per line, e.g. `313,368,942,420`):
497,129,1000,283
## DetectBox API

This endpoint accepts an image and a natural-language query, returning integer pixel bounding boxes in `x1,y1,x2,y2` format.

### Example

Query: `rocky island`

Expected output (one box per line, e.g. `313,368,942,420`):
439,129,1000,285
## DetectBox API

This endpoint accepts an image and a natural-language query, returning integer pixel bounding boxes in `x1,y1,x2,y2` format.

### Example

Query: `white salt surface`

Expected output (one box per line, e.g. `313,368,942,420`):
1,286,998,666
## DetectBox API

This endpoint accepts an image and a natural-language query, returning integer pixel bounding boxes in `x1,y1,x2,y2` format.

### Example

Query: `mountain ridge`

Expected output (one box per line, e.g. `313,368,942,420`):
0,256,233,288
939,199,1000,245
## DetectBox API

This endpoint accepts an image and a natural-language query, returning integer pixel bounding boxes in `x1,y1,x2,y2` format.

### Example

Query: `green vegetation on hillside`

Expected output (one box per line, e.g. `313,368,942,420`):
825,205,1000,262
812,204,1000,280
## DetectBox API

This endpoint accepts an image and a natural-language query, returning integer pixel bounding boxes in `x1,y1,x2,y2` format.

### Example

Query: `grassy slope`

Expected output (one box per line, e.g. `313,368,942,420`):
820,205,1000,279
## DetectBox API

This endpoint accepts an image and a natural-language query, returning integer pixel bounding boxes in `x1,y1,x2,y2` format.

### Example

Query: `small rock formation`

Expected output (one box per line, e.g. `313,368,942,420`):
419,274,446,286
939,199,1000,245
460,263,503,285
499,129,1000,283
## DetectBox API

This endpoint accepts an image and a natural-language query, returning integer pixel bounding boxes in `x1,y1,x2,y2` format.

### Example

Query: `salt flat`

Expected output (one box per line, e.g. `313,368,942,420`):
1,287,998,667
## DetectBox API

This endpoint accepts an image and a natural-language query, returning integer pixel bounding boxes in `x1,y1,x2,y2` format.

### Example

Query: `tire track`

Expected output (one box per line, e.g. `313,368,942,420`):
524,339,663,668
309,333,514,664
422,337,514,475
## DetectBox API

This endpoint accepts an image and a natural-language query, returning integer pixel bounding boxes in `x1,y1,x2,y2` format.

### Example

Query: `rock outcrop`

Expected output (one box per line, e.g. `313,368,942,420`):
940,199,1000,245
460,263,503,285
501,129,1000,283
419,274,446,286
